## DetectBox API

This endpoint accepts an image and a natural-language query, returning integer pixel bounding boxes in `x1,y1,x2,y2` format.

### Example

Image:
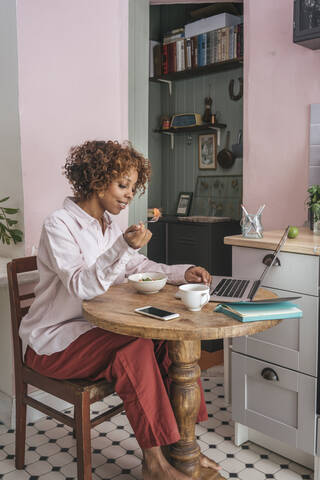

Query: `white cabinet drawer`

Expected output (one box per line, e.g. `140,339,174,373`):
232,352,317,455
232,247,319,296
232,288,318,376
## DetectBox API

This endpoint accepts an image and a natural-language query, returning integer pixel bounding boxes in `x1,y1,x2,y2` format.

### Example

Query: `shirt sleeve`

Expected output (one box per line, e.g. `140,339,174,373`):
42,218,137,300
125,250,192,285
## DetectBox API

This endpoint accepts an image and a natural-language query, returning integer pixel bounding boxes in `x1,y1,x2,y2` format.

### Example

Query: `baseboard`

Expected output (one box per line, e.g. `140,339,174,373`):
0,390,14,427
246,425,314,469
0,389,72,428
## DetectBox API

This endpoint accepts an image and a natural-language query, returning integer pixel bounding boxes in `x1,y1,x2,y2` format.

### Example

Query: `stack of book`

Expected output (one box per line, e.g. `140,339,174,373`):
214,301,302,323
152,24,243,77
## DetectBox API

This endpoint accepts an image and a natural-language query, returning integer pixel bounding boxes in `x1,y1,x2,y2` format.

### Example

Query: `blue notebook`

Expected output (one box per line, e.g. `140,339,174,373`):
214,301,302,322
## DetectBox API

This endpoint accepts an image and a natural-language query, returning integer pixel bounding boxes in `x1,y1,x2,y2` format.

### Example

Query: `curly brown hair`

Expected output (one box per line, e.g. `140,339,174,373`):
63,140,151,201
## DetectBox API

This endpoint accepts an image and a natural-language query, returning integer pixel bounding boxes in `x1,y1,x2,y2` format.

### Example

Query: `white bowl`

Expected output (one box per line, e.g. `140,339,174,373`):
128,272,168,294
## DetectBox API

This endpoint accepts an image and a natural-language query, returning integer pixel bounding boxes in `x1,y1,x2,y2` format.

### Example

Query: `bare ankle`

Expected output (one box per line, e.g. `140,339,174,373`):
142,447,191,480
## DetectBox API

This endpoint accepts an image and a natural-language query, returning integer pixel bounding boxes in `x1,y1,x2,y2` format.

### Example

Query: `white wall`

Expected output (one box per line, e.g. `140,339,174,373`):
0,0,24,258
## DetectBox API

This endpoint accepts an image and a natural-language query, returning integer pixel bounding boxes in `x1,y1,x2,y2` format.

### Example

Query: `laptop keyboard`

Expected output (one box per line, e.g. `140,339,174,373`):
212,279,260,299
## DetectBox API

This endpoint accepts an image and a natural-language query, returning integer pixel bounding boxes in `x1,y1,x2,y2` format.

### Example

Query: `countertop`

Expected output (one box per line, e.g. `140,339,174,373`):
224,227,320,256
0,256,39,287
149,215,236,224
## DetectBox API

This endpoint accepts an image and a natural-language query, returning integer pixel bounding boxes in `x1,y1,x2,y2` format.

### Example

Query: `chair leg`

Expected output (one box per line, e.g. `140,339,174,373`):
74,391,92,480
15,381,27,469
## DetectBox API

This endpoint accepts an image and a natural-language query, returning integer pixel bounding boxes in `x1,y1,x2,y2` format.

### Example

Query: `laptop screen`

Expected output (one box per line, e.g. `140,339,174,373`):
259,226,289,283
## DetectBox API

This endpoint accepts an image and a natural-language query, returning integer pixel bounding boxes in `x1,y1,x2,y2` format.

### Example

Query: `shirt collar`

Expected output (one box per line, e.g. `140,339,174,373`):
63,197,113,230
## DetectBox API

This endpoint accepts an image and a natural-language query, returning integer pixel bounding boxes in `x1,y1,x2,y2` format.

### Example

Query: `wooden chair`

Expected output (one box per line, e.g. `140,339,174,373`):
7,256,124,480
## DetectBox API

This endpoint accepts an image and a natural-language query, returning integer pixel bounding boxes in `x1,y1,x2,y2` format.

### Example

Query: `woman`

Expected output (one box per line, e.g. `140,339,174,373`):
20,140,220,480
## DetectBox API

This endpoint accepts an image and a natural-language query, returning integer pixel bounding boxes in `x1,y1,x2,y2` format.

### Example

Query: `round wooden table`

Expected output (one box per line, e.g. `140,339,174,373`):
83,283,280,480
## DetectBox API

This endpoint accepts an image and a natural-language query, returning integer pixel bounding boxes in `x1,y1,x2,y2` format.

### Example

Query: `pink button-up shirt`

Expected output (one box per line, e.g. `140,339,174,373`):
19,198,191,356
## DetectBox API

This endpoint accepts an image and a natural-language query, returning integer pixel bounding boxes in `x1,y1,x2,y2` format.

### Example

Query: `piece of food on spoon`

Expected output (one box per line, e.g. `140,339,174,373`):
153,207,161,219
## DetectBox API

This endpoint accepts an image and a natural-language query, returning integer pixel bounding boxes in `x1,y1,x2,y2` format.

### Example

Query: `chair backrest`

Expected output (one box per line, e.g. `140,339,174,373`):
7,256,37,369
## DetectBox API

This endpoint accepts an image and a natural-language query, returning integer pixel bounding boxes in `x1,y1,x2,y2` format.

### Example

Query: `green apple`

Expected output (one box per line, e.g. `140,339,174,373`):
288,226,299,239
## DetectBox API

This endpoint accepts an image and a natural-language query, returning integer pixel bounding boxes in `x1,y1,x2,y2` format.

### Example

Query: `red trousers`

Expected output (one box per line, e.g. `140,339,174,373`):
25,328,208,449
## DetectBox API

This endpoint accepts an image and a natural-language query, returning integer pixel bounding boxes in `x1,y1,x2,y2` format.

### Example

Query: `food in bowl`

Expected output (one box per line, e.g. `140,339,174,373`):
128,272,168,294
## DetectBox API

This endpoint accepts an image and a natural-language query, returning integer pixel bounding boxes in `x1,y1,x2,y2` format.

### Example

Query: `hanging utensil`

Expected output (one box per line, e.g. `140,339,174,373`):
217,130,236,169
232,129,243,157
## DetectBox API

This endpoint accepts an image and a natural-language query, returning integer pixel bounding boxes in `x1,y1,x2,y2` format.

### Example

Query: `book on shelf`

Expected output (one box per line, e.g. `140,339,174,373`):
176,38,185,72
163,32,185,44
214,301,302,323
163,27,185,44
197,33,205,66
162,43,169,75
149,40,160,78
191,36,198,68
153,44,162,78
185,38,192,70
220,28,227,62
155,22,243,78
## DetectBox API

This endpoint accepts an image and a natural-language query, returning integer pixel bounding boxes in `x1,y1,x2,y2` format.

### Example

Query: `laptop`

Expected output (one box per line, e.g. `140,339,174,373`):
209,226,300,304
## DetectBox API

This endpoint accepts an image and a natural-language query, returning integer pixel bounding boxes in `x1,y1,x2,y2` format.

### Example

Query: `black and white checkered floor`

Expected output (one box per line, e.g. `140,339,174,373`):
0,367,314,479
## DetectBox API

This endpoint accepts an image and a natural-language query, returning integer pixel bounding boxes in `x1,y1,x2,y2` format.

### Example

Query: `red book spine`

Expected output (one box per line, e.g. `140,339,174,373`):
162,44,168,75
167,42,175,73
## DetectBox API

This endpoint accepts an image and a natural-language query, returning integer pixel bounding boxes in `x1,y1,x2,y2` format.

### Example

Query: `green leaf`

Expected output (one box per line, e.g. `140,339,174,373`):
6,219,18,226
3,208,19,214
10,228,23,236
0,198,23,244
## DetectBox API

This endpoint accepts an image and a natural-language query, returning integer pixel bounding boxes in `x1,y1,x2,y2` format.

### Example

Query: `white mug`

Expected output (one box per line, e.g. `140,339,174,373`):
179,284,210,312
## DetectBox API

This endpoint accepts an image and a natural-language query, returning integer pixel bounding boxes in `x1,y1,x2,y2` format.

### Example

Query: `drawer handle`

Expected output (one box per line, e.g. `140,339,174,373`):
261,367,279,382
262,254,281,267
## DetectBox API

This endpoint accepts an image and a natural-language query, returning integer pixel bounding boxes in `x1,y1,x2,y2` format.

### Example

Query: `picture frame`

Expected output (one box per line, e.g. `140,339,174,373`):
176,192,193,216
198,133,217,170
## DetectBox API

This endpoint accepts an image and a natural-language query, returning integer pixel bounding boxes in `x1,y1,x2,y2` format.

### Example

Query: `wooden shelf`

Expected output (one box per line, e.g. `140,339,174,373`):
150,58,243,82
154,123,226,150
154,123,226,134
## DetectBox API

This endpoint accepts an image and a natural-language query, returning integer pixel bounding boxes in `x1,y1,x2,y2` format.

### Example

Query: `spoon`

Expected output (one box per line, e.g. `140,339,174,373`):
137,216,160,228
148,215,160,223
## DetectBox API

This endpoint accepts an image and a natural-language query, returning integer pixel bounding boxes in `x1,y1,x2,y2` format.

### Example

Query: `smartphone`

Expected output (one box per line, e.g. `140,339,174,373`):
135,306,180,321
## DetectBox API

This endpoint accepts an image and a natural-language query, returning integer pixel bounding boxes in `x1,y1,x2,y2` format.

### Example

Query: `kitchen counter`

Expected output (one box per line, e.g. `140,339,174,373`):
152,215,233,224
224,227,320,474
224,226,320,256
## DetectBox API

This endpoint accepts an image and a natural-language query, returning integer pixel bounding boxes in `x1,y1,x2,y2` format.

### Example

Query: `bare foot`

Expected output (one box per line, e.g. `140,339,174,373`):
143,446,191,480
200,453,221,471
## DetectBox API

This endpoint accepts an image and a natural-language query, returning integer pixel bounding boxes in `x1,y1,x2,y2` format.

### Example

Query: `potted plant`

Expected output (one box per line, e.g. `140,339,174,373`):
306,185,320,234
0,196,23,245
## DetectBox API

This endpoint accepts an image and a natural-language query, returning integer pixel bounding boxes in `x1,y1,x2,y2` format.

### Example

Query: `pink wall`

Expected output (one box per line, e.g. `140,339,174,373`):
16,0,129,254
244,0,320,229
15,0,320,249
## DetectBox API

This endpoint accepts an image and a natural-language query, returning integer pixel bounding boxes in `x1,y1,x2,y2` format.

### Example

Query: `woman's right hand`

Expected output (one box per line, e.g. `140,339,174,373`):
124,222,152,249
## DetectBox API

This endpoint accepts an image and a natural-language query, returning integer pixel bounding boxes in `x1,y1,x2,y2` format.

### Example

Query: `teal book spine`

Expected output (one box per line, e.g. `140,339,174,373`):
214,302,302,322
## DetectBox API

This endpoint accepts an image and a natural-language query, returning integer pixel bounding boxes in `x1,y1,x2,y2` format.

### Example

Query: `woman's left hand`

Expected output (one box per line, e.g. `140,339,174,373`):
184,266,211,285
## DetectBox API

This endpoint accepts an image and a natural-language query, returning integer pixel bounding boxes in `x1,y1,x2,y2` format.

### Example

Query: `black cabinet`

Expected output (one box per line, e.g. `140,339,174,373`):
167,223,211,271
294,0,320,49
148,216,241,276
147,217,241,353
146,221,166,264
